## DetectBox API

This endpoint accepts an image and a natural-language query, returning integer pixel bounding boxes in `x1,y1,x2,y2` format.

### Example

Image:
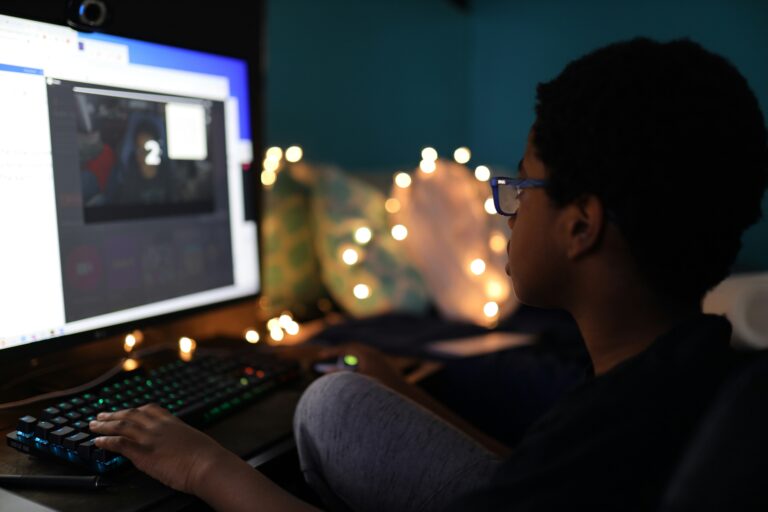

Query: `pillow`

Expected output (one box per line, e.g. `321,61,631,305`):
261,165,327,316
390,159,519,326
309,164,430,318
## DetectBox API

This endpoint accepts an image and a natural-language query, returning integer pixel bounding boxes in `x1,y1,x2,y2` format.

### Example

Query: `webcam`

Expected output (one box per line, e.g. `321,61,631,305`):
66,0,111,31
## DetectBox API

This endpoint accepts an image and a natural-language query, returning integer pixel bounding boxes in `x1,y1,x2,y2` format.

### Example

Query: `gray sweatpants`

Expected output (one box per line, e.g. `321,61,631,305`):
293,372,502,512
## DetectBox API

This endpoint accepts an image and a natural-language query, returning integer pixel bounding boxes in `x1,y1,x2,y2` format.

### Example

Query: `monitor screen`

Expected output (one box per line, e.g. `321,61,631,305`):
0,13,260,353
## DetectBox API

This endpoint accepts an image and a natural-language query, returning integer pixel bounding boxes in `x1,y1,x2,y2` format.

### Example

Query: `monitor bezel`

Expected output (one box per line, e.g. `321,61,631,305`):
0,3,265,365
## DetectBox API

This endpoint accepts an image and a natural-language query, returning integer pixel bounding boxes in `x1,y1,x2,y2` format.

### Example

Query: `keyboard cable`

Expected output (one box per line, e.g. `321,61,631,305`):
0,343,177,411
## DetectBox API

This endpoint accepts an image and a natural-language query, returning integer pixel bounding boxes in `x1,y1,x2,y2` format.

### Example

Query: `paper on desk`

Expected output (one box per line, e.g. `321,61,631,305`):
425,332,535,358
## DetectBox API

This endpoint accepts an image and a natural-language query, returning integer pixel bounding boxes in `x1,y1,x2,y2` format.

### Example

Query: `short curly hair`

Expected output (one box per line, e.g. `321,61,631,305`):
533,38,768,304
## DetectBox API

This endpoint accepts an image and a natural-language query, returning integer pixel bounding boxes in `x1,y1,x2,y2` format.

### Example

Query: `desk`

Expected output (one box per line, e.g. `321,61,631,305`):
0,328,314,512
0,308,458,511
0,381,308,512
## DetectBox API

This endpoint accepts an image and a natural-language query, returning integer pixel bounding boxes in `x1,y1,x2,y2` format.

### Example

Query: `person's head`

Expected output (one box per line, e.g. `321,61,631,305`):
133,120,162,180
506,38,768,311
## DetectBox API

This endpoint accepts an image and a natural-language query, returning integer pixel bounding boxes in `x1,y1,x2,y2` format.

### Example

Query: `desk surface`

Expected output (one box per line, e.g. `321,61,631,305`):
0,378,308,512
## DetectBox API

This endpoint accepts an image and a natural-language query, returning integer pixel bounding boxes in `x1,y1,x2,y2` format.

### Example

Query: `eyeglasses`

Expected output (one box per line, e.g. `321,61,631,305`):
490,177,548,216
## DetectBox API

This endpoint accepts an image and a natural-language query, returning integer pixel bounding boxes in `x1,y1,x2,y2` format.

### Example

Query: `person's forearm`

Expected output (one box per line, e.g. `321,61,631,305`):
387,378,511,457
196,450,322,512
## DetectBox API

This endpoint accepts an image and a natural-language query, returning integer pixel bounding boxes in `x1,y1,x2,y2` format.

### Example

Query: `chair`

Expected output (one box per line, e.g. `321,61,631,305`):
660,352,768,511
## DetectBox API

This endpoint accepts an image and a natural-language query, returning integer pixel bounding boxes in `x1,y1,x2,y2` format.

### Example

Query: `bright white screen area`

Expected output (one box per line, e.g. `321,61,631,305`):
0,14,259,351
166,103,208,160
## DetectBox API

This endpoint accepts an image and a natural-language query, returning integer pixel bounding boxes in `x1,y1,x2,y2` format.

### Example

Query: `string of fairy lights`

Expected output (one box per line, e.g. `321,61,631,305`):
259,143,511,330
120,144,511,355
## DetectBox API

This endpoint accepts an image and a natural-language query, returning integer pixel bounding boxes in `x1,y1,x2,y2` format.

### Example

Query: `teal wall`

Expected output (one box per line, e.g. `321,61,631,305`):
266,0,470,173
266,0,768,270
468,0,768,271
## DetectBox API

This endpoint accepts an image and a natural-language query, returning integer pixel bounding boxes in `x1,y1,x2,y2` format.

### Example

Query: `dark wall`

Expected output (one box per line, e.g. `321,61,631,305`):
0,0,265,155
468,0,768,271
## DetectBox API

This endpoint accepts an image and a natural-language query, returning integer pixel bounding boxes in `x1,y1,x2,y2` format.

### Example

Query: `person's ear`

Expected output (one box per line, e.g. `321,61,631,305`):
563,194,605,260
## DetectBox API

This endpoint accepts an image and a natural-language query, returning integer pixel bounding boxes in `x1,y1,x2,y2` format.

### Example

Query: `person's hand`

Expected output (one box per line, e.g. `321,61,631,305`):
89,404,236,493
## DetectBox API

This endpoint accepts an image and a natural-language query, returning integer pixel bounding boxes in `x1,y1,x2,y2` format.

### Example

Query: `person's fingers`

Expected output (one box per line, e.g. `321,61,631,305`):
93,435,149,457
89,415,147,440
138,402,172,419
95,406,154,426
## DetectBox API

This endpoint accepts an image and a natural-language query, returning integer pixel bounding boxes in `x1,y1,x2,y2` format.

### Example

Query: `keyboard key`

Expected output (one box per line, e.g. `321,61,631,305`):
41,407,60,420
56,402,74,412
63,432,90,451
65,411,82,421
72,420,89,430
34,421,55,441
49,426,75,445
93,447,114,462
70,397,85,406
77,439,96,460
50,416,69,427
16,415,37,436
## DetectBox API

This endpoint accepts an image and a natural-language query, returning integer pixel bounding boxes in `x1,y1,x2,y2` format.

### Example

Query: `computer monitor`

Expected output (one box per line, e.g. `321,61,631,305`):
0,12,260,360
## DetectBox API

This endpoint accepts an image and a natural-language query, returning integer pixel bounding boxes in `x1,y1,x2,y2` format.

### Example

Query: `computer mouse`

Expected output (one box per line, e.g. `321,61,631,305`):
313,354,360,374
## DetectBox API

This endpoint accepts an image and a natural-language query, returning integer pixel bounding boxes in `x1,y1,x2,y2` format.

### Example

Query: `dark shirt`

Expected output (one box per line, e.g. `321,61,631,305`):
448,314,738,511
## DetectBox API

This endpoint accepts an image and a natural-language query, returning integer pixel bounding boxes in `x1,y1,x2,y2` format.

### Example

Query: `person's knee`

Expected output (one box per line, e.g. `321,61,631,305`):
295,372,374,428
294,371,385,450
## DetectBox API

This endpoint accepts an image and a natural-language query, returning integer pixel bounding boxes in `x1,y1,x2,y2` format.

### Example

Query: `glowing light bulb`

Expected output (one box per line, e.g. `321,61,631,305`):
261,170,277,186
486,280,507,300
469,258,486,276
270,328,285,342
265,147,283,160
483,301,499,318
124,333,136,349
342,248,360,265
354,227,373,245
385,198,401,213
490,232,507,253
474,165,491,182
122,358,139,371
267,318,280,331
245,330,260,343
353,284,370,299
453,147,471,164
179,336,196,353
285,322,300,335
279,313,293,329
394,172,412,188
263,157,279,172
484,197,496,215
420,160,436,173
421,147,437,161
391,224,408,241
285,146,303,163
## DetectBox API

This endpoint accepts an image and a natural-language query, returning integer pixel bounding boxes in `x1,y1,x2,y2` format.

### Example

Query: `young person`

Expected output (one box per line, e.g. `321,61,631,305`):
89,37,768,511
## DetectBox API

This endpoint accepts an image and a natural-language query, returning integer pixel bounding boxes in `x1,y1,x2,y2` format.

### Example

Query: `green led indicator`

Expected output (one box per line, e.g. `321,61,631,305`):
343,355,359,366
240,378,249,386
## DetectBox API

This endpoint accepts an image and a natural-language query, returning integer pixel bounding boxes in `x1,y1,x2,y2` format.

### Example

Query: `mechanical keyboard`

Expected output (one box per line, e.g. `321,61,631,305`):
5,349,301,474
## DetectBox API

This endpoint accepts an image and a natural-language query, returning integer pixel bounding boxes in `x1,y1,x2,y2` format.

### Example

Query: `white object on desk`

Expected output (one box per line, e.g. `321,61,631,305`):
425,332,535,358
0,487,57,512
704,272,768,349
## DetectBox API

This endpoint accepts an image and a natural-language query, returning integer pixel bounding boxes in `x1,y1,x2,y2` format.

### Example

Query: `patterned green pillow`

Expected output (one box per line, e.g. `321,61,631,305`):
310,165,430,317
261,166,326,316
